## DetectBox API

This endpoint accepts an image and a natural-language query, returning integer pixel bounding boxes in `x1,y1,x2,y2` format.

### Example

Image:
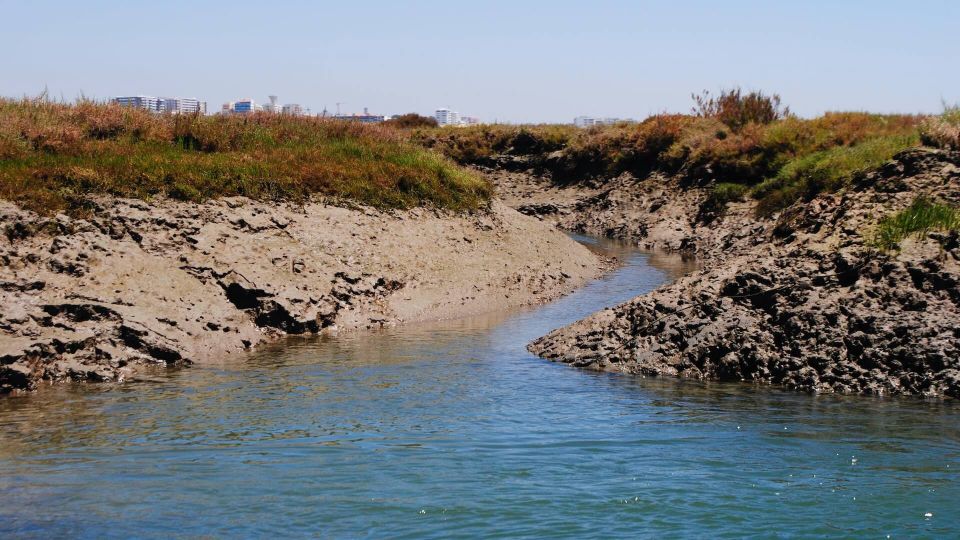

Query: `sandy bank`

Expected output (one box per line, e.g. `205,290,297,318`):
0,198,602,392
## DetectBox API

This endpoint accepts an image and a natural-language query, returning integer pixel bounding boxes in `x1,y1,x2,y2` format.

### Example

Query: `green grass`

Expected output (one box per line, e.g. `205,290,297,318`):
711,182,750,204
872,197,960,251
751,134,919,216
0,99,492,215
698,182,751,220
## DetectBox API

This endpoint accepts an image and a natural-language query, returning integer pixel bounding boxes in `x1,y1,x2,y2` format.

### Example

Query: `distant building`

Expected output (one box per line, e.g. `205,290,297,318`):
334,107,384,123
282,103,304,116
220,98,265,114
160,97,206,114
435,108,460,126
113,95,205,114
435,108,480,126
263,95,282,113
231,98,259,113
574,116,628,128
113,96,161,111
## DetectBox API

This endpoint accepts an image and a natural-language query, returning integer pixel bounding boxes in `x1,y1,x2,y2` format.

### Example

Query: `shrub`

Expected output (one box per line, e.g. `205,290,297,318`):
383,113,438,129
411,124,577,163
920,103,960,150
666,119,768,183
872,197,960,251
692,88,790,132
565,114,691,178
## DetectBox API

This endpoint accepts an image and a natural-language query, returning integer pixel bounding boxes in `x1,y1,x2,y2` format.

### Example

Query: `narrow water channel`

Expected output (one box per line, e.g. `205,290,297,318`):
1,236,957,538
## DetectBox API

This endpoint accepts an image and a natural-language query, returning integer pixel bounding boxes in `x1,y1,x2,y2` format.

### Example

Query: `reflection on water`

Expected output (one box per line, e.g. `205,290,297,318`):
1,236,958,539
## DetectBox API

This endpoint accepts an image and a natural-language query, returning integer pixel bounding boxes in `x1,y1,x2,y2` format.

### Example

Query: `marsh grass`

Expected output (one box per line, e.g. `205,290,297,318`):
751,133,919,216
920,103,960,151
0,98,492,215
410,124,577,163
406,107,921,216
872,197,960,251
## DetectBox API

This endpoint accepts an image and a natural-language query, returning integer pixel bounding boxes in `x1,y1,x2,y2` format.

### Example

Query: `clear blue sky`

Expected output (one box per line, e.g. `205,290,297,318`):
3,0,957,123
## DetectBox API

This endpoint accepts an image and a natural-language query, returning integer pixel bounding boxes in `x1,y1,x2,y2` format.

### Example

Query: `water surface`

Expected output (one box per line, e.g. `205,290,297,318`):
1,237,957,538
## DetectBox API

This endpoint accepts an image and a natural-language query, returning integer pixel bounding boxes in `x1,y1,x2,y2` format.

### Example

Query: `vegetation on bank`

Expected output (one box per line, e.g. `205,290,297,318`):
411,123,577,164
872,197,960,251
0,99,491,215
382,113,438,129
408,90,927,216
920,103,960,151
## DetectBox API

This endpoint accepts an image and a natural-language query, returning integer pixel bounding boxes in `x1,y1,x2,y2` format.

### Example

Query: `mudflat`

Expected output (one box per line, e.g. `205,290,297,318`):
0,197,602,392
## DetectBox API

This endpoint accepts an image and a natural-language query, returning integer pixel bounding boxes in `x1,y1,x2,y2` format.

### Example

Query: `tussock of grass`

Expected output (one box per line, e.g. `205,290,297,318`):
0,99,492,215
752,134,919,216
920,103,960,151
872,197,960,251
711,182,749,204
698,182,750,220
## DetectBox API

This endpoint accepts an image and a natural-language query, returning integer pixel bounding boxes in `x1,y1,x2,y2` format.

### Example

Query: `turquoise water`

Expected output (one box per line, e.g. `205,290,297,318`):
1,237,958,539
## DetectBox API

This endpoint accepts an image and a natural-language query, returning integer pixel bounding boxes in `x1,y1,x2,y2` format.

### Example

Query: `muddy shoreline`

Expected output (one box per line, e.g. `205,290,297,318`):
0,197,603,393
4,148,958,398
502,149,960,397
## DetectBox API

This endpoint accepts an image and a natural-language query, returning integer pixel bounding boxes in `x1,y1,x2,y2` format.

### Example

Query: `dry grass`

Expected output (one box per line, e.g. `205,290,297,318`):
411,124,577,164
0,99,492,215
920,103,960,150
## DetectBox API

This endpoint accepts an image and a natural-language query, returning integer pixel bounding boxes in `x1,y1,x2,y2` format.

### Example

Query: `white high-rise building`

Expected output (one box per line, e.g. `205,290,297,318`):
435,108,460,126
574,116,626,127
282,104,304,116
113,96,206,114
160,97,206,115
263,95,281,113
112,96,162,112
574,116,596,128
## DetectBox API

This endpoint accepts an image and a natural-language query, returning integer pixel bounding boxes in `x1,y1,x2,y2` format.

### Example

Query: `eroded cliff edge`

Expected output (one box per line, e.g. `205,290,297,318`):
0,198,602,392
525,149,960,397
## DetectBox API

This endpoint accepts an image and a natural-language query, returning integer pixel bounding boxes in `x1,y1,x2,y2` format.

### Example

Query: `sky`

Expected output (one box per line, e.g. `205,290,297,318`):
2,0,958,123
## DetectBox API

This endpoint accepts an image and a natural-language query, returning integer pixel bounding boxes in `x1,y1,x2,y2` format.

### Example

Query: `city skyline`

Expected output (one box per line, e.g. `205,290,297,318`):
3,1,959,123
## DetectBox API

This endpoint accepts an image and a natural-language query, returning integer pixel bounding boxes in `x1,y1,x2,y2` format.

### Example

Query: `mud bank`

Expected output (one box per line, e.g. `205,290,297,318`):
0,198,602,392
501,149,960,397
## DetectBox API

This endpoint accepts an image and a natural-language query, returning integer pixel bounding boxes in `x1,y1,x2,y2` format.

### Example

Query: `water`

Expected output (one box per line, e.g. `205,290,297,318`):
1,236,958,539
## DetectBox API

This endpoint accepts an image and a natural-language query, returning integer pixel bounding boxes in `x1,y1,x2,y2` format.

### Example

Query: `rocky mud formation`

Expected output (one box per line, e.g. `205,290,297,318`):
0,198,601,393
527,149,960,397
482,160,755,257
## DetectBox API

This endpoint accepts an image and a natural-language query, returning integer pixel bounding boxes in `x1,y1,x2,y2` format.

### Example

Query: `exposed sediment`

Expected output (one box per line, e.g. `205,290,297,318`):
521,149,960,397
0,197,601,393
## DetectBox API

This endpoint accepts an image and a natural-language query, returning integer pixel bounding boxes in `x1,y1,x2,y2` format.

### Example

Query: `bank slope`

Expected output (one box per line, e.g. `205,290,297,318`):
0,197,601,393
530,149,960,397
